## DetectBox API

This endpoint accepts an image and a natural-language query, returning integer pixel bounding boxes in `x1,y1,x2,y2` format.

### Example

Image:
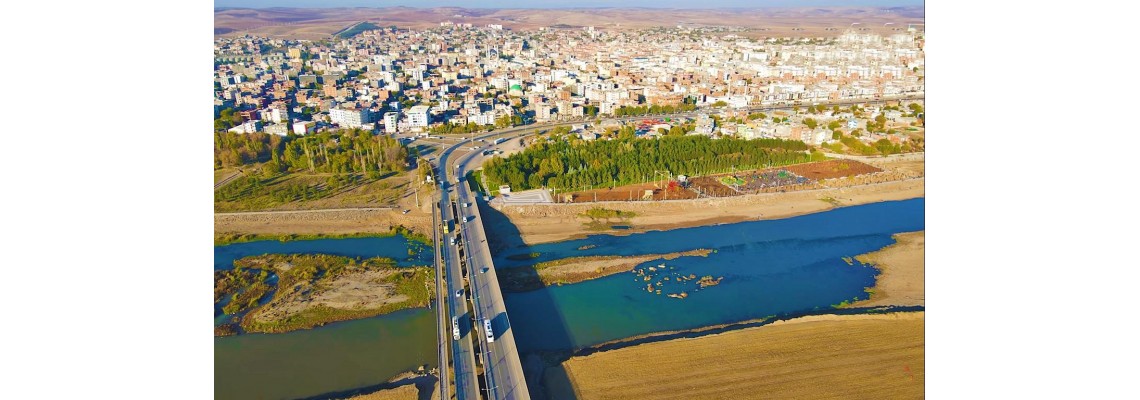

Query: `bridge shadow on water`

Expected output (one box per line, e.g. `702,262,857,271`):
477,199,580,400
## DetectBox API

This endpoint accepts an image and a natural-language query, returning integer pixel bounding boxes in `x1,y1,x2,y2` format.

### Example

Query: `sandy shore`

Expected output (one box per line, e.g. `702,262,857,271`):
488,156,924,246
346,383,419,400
546,312,924,400
855,231,925,307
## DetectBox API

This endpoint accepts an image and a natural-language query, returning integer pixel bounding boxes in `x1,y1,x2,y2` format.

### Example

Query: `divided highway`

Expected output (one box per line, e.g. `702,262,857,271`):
426,95,923,399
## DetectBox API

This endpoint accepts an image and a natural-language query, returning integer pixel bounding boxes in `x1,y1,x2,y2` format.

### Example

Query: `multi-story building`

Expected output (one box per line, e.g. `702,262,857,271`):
407,105,431,128
330,107,373,128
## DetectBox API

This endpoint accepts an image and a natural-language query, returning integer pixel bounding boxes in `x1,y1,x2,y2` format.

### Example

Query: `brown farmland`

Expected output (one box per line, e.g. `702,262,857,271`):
785,159,883,180
547,312,924,400
563,182,697,203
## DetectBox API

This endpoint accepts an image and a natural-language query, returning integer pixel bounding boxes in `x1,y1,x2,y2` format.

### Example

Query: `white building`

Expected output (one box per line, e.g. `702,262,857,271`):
330,107,373,128
293,120,315,135
384,112,399,133
407,105,431,128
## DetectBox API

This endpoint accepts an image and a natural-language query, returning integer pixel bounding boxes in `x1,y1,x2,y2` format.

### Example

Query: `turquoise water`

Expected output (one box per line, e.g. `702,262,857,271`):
496,198,925,352
214,234,436,400
214,235,432,271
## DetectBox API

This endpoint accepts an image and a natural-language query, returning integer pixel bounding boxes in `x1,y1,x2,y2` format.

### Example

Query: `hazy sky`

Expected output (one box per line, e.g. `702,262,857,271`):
216,0,924,9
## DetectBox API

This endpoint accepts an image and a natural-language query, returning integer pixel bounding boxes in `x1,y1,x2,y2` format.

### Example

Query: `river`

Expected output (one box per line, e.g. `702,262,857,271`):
214,198,923,398
214,235,436,400
495,198,925,352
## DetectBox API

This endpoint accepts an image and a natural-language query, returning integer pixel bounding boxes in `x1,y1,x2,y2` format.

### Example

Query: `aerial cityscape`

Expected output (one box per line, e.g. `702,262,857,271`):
215,3,925,399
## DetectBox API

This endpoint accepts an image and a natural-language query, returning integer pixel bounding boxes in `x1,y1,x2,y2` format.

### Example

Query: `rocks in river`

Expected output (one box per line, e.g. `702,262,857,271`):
664,276,670,281
697,275,723,288
666,291,689,299
648,266,657,272
655,290,661,295
646,284,654,292
643,276,651,281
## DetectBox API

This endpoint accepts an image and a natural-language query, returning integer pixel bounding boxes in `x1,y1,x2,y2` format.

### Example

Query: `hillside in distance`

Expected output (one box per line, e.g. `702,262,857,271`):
214,6,925,39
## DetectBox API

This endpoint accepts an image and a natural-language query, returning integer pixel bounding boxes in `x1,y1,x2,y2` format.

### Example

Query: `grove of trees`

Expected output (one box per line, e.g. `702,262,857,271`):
482,135,813,192
215,129,408,178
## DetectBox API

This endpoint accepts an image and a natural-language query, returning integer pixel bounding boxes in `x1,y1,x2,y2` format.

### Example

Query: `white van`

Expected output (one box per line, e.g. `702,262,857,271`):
483,319,494,343
452,316,460,340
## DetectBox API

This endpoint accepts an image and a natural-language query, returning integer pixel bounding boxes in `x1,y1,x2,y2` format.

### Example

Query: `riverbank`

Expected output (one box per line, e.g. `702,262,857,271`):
854,231,925,307
497,249,714,292
489,157,923,245
215,254,434,335
545,312,924,399
215,206,433,245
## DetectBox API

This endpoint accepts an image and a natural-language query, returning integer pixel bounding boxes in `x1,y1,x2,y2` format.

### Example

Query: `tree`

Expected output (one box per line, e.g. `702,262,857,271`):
803,118,818,129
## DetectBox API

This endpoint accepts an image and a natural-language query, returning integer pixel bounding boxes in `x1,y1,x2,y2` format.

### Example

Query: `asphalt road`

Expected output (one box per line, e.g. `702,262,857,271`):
437,128,534,400
440,189,481,400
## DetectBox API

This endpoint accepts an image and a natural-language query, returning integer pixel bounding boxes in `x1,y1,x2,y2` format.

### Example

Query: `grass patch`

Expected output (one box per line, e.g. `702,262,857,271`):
465,170,486,195
580,208,637,220
215,225,429,246
214,171,404,213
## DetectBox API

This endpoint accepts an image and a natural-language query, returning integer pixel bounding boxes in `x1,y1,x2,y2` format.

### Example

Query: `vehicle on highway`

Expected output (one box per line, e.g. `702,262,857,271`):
449,236,457,246
463,216,471,223
484,319,494,343
462,202,468,208
455,289,463,298
452,316,460,340
481,267,488,274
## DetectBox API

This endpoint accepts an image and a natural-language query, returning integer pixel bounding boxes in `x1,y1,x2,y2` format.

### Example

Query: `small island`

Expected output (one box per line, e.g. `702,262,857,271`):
215,254,434,336
498,249,714,292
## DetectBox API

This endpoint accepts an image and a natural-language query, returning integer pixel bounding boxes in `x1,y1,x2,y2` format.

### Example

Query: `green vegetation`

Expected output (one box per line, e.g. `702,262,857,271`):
803,118,818,129
215,128,408,173
483,135,811,192
227,254,433,334
465,170,486,195
431,122,492,134
612,103,697,116
214,129,412,211
580,208,637,220
214,225,429,246
719,176,746,186
336,22,381,39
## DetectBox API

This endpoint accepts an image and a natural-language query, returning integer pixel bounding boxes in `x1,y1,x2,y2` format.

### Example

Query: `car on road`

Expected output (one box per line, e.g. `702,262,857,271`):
484,319,494,343
455,289,463,298
449,237,457,246
481,267,488,274
452,316,460,340
462,202,468,208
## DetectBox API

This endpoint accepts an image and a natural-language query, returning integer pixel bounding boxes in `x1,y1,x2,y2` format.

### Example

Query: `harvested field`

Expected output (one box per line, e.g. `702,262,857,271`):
547,312,924,400
563,182,696,203
786,159,883,180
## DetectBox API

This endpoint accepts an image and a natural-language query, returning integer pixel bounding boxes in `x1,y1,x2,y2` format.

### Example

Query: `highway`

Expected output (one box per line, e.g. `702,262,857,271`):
424,94,924,399
440,188,481,400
